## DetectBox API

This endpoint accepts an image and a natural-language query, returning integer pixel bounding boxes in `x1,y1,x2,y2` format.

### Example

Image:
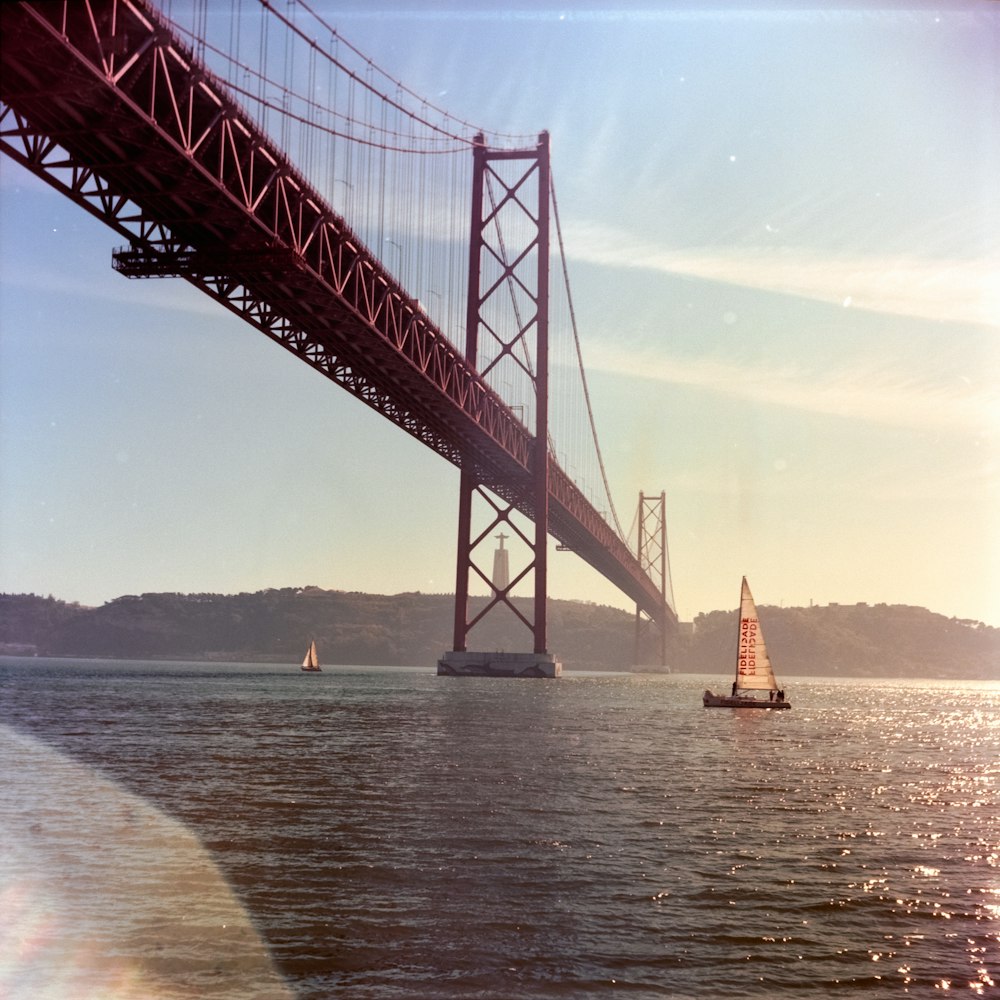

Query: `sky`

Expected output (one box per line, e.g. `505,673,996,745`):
1,0,998,628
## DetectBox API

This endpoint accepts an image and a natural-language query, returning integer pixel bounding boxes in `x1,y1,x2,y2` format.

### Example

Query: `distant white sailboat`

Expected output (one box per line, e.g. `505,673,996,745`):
703,577,789,709
300,640,321,673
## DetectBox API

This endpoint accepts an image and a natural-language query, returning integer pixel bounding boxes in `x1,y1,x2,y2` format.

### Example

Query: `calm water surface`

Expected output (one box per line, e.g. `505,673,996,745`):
1,659,997,998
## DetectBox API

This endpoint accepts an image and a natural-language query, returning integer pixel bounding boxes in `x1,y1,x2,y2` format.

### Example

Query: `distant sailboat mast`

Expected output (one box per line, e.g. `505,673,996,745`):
301,640,320,672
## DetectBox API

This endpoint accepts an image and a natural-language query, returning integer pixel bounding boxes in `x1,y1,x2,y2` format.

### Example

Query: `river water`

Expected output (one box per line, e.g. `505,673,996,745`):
1,659,997,999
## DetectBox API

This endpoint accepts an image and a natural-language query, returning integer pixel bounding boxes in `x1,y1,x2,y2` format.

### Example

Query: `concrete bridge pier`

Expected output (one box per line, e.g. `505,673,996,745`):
437,650,562,678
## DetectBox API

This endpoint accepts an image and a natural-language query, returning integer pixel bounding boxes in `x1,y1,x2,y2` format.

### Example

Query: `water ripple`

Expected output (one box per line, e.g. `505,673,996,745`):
1,662,997,998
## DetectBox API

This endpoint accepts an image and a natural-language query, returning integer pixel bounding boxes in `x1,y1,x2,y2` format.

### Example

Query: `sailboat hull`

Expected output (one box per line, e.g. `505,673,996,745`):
703,691,790,709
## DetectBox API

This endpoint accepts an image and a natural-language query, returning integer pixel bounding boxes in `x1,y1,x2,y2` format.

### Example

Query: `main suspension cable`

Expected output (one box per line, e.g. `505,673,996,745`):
550,174,626,543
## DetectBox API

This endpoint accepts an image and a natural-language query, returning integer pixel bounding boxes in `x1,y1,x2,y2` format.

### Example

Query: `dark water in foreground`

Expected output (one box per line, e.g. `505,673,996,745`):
1,659,997,999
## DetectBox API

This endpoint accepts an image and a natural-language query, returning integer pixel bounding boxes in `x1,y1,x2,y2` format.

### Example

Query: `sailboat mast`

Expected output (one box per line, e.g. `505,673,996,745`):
733,576,745,692
733,577,747,695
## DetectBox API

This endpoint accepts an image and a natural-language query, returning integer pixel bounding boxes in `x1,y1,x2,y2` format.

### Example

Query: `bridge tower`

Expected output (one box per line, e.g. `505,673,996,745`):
438,133,561,678
634,491,672,670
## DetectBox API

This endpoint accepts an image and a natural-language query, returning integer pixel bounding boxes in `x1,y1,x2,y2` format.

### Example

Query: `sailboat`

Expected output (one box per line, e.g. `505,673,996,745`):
703,577,790,709
300,640,321,673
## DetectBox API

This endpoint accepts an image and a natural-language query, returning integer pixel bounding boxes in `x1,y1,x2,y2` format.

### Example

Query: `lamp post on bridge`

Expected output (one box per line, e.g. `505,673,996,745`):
384,238,403,279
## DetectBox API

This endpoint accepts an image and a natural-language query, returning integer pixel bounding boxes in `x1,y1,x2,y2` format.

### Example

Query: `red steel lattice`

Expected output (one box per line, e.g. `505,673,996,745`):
0,0,675,626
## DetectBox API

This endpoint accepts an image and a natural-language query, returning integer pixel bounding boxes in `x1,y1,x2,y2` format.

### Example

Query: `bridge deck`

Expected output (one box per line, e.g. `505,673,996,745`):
0,0,675,625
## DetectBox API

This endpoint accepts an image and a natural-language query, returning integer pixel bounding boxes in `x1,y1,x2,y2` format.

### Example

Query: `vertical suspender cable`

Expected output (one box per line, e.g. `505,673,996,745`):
550,175,626,543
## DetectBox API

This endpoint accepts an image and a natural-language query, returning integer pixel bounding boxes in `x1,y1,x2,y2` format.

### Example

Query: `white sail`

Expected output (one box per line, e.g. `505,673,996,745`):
302,641,319,669
734,577,778,692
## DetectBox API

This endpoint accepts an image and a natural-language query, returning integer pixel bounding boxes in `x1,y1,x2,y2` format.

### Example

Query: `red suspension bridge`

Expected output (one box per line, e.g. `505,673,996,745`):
0,0,677,674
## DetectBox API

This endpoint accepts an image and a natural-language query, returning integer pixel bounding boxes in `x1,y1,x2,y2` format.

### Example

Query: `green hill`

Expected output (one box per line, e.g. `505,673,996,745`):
1,589,997,679
0,589,636,671
685,602,997,681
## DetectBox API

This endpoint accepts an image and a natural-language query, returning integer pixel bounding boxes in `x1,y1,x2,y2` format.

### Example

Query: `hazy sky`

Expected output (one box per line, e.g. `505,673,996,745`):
1,1,998,627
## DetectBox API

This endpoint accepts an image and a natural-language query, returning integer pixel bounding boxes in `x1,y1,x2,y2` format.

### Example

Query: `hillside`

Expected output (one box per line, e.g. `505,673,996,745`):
0,589,638,672
685,602,997,681
1,589,997,679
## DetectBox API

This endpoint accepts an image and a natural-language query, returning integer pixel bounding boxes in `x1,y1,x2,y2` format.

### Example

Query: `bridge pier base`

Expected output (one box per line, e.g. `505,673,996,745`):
437,651,562,678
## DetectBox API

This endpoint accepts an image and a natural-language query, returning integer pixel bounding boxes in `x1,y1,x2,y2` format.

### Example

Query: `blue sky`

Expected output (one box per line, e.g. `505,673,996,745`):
1,1,997,627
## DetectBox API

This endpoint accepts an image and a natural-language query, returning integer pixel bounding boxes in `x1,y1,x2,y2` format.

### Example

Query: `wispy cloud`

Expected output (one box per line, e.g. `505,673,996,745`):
586,344,1000,435
565,220,1000,330
0,261,228,319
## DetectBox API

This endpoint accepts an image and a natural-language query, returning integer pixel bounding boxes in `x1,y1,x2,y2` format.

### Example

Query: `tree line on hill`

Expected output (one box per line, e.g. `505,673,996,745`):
0,588,996,679
0,588,635,671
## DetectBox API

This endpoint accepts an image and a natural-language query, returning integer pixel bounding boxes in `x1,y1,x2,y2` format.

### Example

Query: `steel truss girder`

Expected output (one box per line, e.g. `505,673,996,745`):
0,0,674,625
0,1,529,476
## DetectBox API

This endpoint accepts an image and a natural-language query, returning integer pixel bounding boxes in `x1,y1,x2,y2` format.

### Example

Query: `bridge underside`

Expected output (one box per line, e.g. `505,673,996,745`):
0,0,676,629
